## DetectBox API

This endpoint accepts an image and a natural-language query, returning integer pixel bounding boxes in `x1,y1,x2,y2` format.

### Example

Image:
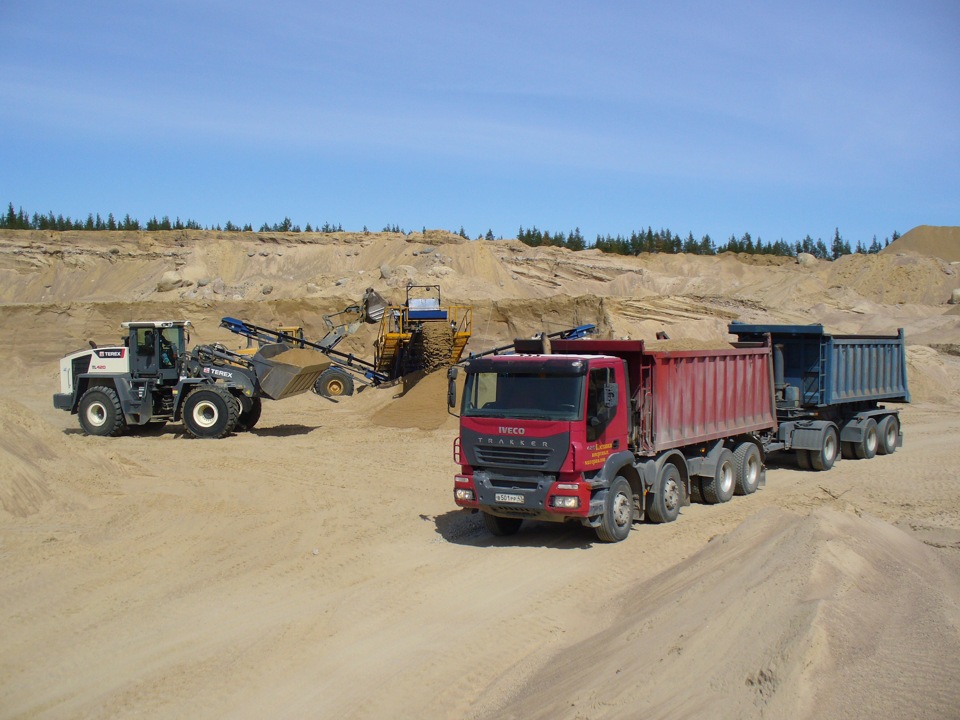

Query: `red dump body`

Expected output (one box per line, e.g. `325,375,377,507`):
550,339,777,455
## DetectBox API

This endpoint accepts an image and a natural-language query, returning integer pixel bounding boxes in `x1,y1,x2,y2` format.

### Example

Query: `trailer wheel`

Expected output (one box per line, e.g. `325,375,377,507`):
647,464,682,524
878,415,899,455
235,396,262,432
702,448,735,504
482,512,522,537
854,418,878,459
596,476,634,542
182,385,238,439
841,441,857,460
810,426,839,471
733,442,762,495
78,387,126,437
796,450,811,470
314,368,355,397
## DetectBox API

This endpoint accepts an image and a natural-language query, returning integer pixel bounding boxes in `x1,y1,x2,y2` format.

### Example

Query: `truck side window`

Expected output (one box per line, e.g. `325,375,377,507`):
587,367,612,442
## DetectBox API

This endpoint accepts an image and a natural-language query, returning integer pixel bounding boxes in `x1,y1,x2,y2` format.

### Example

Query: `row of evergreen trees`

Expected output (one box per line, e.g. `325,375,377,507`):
2,202,899,260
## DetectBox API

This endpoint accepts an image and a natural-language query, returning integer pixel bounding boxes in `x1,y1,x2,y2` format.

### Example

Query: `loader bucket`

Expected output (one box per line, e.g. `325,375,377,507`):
363,288,388,323
250,343,331,400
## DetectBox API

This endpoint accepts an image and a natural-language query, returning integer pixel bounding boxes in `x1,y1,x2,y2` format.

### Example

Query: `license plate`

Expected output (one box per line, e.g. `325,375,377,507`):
495,493,524,504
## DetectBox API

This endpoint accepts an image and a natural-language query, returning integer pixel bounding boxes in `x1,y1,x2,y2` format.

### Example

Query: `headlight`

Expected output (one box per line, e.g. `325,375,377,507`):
455,488,475,501
551,496,580,509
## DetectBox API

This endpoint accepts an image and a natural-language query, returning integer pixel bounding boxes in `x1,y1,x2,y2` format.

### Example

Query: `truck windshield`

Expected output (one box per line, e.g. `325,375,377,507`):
461,372,584,421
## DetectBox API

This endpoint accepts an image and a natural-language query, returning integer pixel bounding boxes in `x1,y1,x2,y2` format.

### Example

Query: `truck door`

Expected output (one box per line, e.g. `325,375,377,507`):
584,363,629,468
131,327,160,377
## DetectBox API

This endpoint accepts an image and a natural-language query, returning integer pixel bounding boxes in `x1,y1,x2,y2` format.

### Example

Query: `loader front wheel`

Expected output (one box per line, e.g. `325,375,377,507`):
314,367,355,397
182,385,238,439
78,387,126,437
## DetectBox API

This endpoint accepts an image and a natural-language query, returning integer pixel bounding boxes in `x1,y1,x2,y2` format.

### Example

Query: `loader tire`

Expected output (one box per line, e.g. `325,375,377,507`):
314,367,355,397
182,385,238,439
235,396,262,432
78,386,126,437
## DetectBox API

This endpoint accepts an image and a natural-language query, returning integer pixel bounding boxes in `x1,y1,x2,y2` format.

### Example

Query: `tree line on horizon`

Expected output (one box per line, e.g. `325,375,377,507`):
2,202,899,260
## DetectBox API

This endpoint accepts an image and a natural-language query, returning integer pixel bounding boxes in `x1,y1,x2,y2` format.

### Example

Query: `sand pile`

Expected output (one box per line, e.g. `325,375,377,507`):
887,225,960,263
481,507,960,720
370,370,454,431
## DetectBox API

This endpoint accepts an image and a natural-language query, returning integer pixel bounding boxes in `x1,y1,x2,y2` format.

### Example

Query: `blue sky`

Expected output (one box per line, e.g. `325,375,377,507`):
1,0,957,245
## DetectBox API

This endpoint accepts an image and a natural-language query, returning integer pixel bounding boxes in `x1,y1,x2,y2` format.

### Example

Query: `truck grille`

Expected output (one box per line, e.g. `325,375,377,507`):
475,445,552,469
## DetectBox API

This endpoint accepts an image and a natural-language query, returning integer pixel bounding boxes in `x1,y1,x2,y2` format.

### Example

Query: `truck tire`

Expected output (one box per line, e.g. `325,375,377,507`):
314,367,355,397
810,425,839,471
796,450,811,470
78,387,126,437
482,512,522,537
182,385,238,439
855,417,879,459
596,476,634,542
647,464,682,524
878,415,899,455
733,442,762,495
235,396,262,432
701,448,735,504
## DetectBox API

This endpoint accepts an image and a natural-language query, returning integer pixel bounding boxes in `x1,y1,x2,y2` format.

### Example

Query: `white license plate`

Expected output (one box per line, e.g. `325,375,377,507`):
495,493,524,504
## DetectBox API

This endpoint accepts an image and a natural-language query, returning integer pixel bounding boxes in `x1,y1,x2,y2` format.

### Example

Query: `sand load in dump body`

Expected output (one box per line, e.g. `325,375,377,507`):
246,344,331,400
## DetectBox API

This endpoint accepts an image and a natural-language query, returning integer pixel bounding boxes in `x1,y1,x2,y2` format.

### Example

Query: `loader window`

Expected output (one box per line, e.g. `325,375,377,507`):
137,329,156,356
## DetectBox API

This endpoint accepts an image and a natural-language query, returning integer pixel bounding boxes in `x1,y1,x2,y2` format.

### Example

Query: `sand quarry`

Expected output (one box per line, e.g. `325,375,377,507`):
1,225,960,719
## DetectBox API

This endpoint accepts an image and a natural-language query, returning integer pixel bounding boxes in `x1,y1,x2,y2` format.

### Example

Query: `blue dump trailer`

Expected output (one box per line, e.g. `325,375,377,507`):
729,323,910,471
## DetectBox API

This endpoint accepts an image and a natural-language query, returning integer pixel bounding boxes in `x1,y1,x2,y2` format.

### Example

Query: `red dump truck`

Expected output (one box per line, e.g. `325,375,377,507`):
449,326,908,542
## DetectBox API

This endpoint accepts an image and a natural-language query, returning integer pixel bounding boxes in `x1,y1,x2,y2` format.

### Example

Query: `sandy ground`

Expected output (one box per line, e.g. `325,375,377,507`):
2,227,960,719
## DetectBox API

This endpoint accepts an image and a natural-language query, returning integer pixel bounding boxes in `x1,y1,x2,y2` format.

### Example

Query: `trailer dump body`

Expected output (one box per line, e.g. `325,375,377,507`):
728,324,910,408
549,339,777,453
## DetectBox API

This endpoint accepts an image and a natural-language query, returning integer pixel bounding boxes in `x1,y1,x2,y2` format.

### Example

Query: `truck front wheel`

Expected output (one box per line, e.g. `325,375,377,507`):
482,512,522,537
182,385,238,439
78,387,126,437
596,476,634,542
647,464,682,524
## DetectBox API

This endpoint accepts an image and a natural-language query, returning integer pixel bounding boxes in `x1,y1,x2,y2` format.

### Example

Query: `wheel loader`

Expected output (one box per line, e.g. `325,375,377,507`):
53,320,329,439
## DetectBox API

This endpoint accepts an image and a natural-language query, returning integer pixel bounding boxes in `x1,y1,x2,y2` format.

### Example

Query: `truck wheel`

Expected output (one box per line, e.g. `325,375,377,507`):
841,441,857,460
482,512,522,537
78,387,126,437
878,415,899,455
854,418,878,459
235,396,262,432
733,442,762,495
647,464,682,524
810,426,839,471
314,368,355,397
596,476,634,542
182,385,238,439
701,448,735,504
796,450,811,470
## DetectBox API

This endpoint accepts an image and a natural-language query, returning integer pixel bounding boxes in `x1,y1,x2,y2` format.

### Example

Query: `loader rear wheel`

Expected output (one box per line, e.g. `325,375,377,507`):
235,396,262,432
314,367,355,397
78,387,126,437
182,385,238,439
702,448,735,504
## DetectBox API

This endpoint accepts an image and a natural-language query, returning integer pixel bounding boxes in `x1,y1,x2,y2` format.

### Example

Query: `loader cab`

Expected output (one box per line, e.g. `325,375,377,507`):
122,321,190,383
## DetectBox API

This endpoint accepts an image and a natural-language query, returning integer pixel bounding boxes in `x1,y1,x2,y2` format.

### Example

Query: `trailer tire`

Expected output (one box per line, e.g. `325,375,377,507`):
810,426,839,471
482,512,522,537
314,367,355,397
841,441,857,460
78,387,126,437
235,396,262,432
855,418,878,459
796,450,811,470
182,385,238,439
702,448,735,504
596,476,634,542
878,415,899,455
734,442,762,495
647,464,682,524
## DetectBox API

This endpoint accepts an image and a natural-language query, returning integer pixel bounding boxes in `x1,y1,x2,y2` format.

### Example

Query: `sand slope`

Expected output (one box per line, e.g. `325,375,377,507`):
1,227,960,719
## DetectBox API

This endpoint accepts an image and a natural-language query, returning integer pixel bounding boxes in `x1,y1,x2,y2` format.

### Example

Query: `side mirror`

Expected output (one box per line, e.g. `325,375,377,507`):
447,366,459,409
